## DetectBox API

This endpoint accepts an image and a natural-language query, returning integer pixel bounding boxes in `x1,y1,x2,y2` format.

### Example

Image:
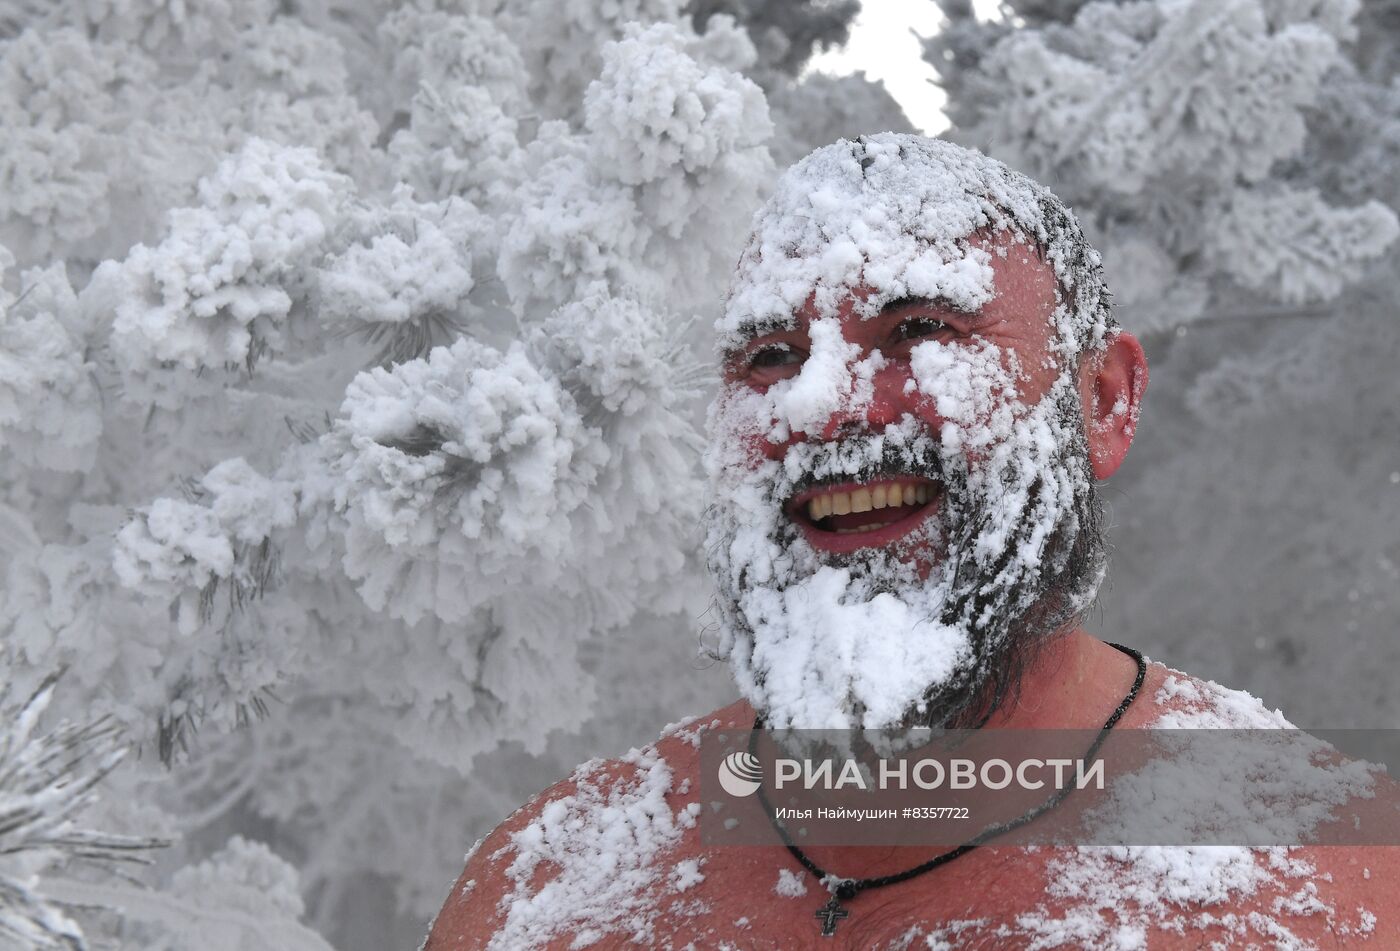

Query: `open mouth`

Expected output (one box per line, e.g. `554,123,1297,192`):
786,476,941,552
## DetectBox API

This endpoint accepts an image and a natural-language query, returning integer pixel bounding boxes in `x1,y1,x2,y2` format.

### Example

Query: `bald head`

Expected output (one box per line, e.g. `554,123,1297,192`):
720,134,1114,360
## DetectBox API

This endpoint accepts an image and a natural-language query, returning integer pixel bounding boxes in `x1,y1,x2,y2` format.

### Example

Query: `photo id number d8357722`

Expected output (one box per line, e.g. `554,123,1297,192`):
902,807,970,820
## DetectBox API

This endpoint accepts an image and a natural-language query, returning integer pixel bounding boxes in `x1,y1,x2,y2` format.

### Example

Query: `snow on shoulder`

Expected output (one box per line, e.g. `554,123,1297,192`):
425,715,730,950
488,745,697,947
1013,666,1392,949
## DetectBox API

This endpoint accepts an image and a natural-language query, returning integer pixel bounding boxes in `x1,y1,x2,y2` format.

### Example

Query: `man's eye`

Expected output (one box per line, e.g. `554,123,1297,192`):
895,317,948,341
749,344,802,369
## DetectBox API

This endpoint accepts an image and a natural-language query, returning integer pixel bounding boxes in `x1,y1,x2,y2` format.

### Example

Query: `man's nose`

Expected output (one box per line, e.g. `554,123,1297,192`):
817,387,905,441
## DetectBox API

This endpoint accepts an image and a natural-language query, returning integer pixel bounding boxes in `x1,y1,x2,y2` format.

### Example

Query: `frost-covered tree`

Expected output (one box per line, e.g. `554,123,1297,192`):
688,0,859,79
926,0,1400,727
0,1,916,947
928,0,1397,333
0,675,161,950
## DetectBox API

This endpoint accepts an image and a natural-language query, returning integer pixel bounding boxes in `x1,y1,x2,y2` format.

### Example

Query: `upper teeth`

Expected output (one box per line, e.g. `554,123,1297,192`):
807,483,931,521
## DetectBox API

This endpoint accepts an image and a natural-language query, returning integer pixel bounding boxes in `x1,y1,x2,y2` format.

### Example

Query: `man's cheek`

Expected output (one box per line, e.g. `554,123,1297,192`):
744,429,784,465
710,394,781,473
905,339,1034,464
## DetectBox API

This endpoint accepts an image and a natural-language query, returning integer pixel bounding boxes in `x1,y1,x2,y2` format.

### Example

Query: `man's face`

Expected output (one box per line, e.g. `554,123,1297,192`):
704,229,1107,731
721,230,1067,562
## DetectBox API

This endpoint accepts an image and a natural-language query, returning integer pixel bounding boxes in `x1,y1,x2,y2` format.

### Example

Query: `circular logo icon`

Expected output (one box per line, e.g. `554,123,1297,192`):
718,750,763,798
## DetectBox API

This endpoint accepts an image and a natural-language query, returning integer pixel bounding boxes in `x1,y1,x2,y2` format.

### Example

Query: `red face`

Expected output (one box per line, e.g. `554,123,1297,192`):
720,231,1067,558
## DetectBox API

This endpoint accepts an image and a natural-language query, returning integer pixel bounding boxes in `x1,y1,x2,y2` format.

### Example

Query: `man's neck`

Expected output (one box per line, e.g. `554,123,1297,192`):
979,628,1139,730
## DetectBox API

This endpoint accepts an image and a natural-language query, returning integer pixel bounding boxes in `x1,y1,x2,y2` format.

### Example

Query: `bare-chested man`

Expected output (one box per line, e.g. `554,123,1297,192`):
427,135,1400,949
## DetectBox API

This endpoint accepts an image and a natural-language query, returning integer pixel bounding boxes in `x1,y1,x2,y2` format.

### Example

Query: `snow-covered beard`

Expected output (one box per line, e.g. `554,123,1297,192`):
702,342,1108,732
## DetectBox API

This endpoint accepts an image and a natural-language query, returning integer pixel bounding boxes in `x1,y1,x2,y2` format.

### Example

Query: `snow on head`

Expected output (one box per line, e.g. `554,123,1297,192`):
704,134,1114,731
717,133,1114,354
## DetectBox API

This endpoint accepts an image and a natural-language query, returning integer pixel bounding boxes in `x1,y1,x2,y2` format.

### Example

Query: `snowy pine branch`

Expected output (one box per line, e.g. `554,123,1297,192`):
0,673,162,950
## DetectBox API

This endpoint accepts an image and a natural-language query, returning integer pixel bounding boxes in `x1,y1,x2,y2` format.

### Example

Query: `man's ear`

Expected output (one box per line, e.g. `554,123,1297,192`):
1077,331,1148,480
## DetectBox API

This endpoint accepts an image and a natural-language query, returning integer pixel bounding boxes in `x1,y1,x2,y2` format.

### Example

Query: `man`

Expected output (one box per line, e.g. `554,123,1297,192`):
427,135,1399,948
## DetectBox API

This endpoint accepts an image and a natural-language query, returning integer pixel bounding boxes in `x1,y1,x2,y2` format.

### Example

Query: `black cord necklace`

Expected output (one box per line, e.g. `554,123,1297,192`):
752,643,1147,937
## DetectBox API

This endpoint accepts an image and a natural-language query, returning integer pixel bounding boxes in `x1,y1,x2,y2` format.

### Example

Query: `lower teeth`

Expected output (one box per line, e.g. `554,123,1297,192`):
833,521,896,535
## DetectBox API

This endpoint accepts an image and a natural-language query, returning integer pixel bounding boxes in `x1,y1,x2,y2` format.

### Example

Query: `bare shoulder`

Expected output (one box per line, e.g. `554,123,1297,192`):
1115,658,1400,945
1148,844,1400,948
1275,783,1400,943
423,701,752,951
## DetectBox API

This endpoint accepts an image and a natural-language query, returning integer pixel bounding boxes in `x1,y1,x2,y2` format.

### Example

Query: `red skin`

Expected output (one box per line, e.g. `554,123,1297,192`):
428,638,1400,949
427,237,1400,947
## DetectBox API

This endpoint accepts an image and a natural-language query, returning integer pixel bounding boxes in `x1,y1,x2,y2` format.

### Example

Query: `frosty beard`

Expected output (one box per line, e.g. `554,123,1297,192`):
703,356,1108,732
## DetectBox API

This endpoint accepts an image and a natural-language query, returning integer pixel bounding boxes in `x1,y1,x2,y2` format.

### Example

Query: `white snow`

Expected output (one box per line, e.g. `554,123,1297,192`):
774,868,807,898
1014,672,1380,949
488,745,699,949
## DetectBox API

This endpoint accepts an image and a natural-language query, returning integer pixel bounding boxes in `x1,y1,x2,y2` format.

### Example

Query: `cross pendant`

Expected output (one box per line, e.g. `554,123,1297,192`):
815,895,849,936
